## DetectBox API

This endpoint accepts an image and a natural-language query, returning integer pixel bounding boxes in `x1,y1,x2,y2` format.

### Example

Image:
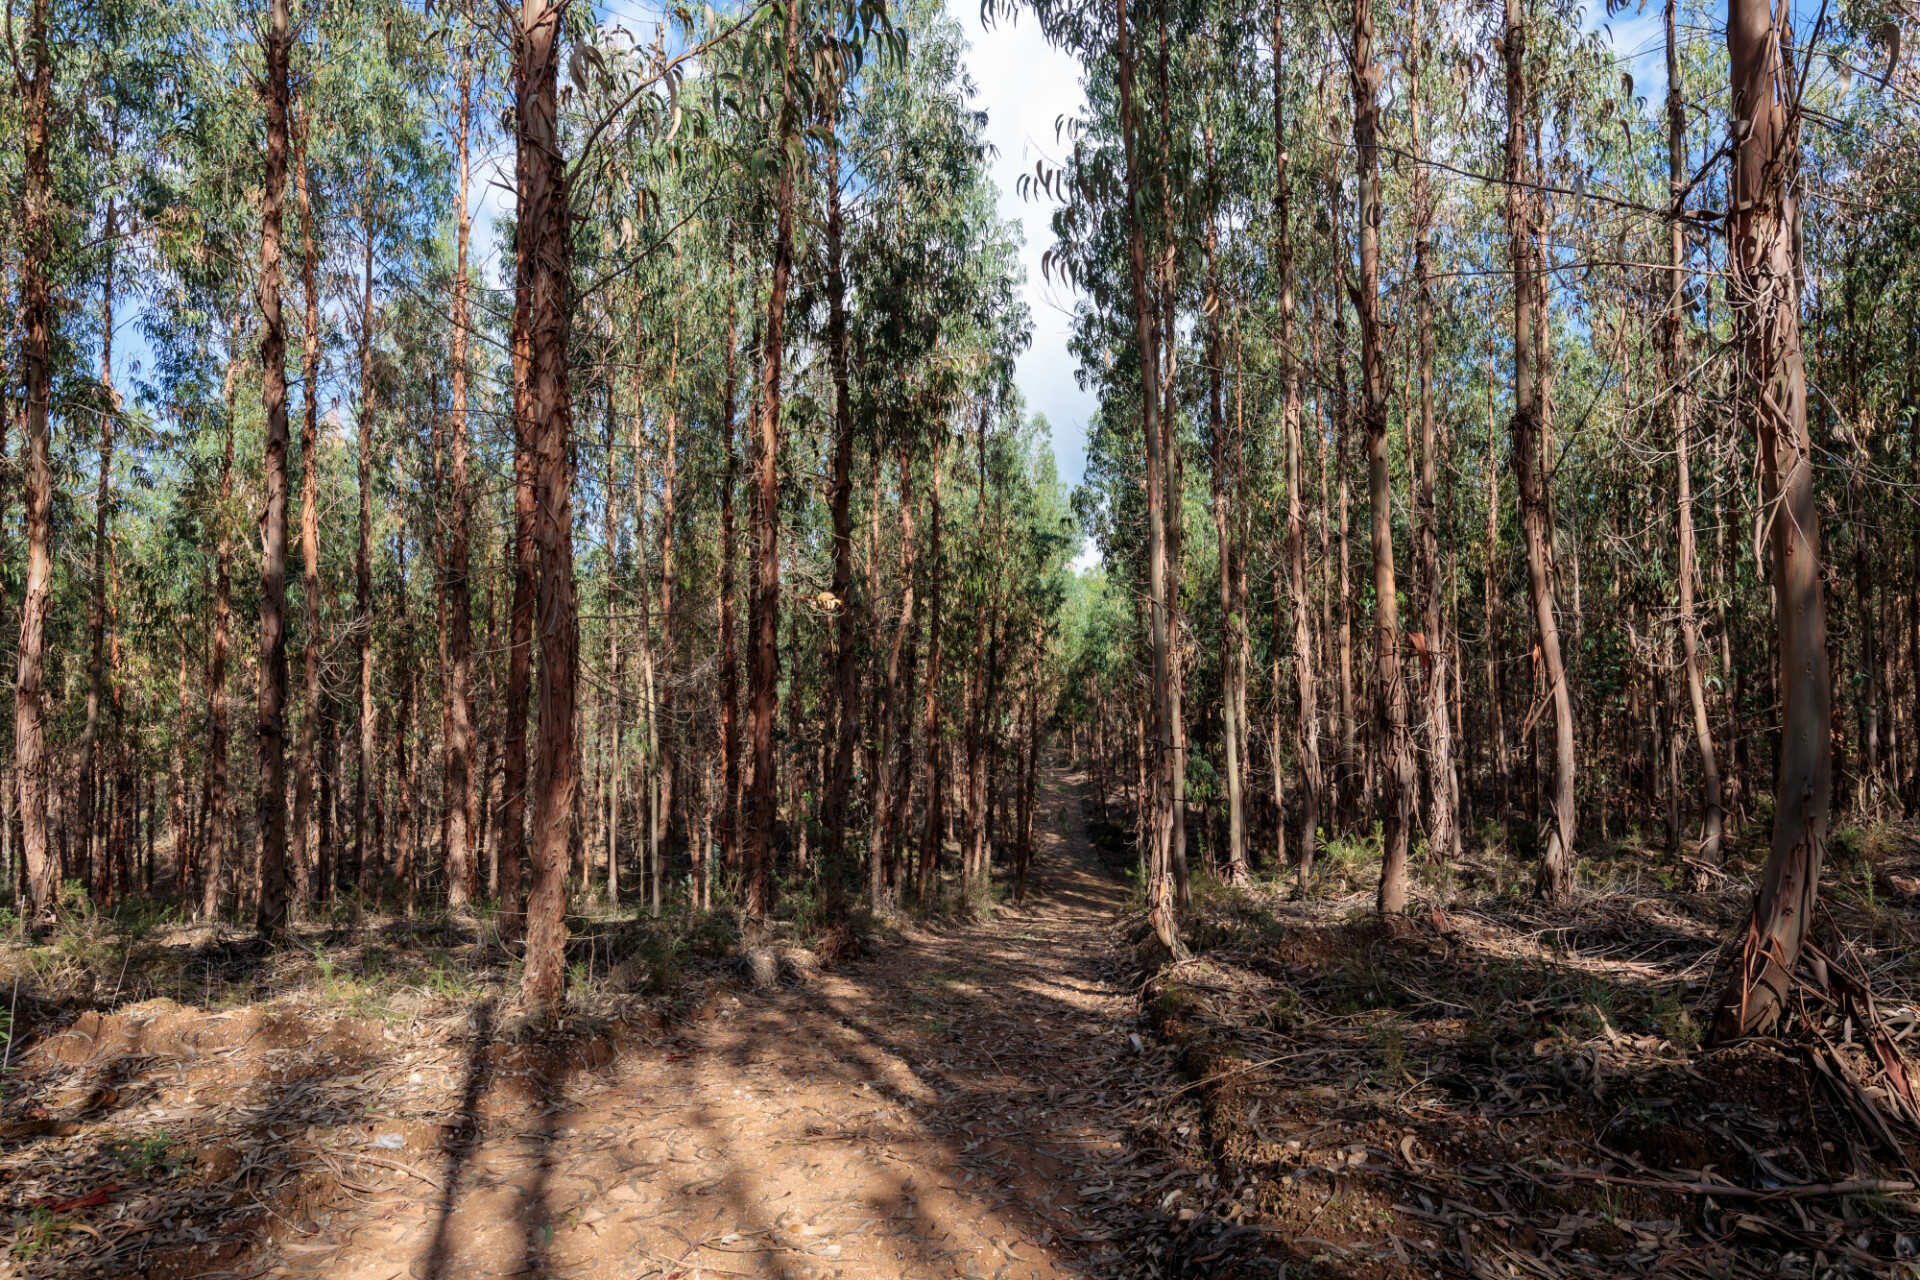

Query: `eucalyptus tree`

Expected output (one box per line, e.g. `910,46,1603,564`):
1501,0,1576,901
440,0,484,911
742,0,804,931
8,0,59,919
254,0,294,932
1350,0,1414,914
510,0,578,1018
1406,0,1459,867
1272,0,1320,889
1663,0,1720,870
1710,0,1828,1040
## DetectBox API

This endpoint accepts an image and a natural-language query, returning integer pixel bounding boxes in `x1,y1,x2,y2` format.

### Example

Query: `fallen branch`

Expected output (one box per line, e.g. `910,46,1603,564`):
1544,1166,1912,1201
343,1151,447,1192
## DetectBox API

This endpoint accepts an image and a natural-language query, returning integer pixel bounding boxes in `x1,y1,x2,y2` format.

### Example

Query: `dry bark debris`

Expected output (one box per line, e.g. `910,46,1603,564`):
1134,834,1920,1278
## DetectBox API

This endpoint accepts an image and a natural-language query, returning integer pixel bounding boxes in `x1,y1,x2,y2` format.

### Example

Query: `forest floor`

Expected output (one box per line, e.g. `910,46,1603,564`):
7,778,1920,1279
0,765,1227,1280
1132,811,1920,1279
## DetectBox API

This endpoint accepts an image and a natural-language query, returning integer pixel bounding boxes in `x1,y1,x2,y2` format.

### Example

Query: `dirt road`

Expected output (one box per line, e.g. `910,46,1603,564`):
24,765,1179,1280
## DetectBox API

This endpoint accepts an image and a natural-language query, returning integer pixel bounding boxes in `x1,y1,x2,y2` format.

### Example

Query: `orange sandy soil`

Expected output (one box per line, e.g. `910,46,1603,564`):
0,769,1231,1280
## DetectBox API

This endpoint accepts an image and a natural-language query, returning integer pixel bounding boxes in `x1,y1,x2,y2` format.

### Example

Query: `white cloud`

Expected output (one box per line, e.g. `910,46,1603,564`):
944,0,1097,490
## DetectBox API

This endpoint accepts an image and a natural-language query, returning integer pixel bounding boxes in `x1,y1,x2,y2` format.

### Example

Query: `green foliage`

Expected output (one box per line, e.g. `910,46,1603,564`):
11,1207,60,1260
1649,993,1702,1051
111,1132,193,1180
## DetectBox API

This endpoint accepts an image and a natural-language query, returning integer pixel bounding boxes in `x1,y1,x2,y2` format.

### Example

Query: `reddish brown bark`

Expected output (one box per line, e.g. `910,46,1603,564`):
1013,688,1040,902
201,354,241,920
652,315,683,919
290,96,323,911
255,0,293,932
80,184,120,903
916,443,948,903
744,0,803,929
604,402,624,908
499,87,539,929
391,536,414,903
172,619,192,890
718,303,741,884
12,0,55,919
354,168,379,907
444,55,478,910
867,449,917,907
820,112,858,919
517,0,579,1020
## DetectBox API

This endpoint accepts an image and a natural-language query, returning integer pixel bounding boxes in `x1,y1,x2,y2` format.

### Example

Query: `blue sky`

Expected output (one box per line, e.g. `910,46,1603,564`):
940,0,1099,491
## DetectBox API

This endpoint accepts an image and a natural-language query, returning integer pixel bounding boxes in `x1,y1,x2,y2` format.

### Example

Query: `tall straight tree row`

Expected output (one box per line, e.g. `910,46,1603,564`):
1038,0,1903,1015
0,0,1076,1015
1,0,1914,1039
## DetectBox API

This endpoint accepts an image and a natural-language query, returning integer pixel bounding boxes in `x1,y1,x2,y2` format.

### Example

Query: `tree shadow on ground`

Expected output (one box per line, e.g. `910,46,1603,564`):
418,996,494,1280
3,763,1168,1279
1143,863,1920,1277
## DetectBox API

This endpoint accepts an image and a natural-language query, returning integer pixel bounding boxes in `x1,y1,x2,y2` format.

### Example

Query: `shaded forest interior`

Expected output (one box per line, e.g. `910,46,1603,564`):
3,0,1920,1274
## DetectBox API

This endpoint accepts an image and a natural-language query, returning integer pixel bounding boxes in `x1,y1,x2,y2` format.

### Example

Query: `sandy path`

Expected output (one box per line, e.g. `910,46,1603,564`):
283,764,1165,1280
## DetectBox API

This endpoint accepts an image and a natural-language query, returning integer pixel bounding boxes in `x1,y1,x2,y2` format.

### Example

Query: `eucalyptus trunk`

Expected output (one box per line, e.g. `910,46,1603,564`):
1353,0,1412,914
518,0,580,1021
353,179,378,908
201,361,241,920
255,0,293,932
718,304,741,883
868,450,917,908
821,114,858,919
80,191,121,901
745,0,803,930
13,0,56,919
1712,0,1829,1040
1116,0,1181,954
1410,3,1458,864
1275,0,1319,888
444,57,478,909
916,444,948,903
1506,0,1577,899
291,98,323,911
499,107,539,931
1205,184,1247,887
